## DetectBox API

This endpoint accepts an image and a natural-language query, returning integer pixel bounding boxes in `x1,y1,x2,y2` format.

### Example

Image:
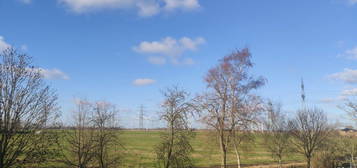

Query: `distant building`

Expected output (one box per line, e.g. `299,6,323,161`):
341,126,357,133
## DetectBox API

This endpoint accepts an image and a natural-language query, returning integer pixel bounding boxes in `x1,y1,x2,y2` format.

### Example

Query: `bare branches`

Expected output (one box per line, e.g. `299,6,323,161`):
60,100,96,168
0,48,58,167
288,107,331,168
59,99,122,168
92,101,121,168
155,86,194,168
263,101,290,168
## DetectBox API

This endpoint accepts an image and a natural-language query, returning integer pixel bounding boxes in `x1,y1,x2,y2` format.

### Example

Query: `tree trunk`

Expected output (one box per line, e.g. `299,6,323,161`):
307,157,311,168
165,121,174,168
278,159,282,168
233,140,241,168
221,148,227,168
219,134,227,168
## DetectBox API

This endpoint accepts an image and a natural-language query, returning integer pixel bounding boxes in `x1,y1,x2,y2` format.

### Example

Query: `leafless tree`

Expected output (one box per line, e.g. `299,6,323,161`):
0,48,58,167
195,48,265,168
288,108,331,168
60,99,96,168
341,97,357,166
263,101,290,168
92,101,122,168
343,97,357,123
155,86,194,168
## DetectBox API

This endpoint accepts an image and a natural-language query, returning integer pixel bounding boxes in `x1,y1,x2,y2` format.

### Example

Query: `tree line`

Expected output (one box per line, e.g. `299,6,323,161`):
0,47,356,168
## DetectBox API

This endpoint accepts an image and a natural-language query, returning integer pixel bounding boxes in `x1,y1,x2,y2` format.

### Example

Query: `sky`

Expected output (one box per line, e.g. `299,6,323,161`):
0,0,357,128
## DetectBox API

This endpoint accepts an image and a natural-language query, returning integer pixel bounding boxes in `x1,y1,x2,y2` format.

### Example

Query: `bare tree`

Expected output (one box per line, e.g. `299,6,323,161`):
341,97,357,166
263,101,290,168
230,94,262,168
288,108,331,168
195,48,265,168
0,48,58,167
92,101,122,168
155,86,194,168
60,99,96,168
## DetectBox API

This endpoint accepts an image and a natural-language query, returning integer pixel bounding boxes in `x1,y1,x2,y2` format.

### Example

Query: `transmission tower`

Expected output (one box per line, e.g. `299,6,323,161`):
301,78,306,104
139,105,144,129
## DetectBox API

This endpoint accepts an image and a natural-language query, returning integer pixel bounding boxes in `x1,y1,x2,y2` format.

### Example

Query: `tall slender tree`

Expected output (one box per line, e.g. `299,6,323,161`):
195,48,265,168
60,99,96,168
155,86,194,168
92,101,122,168
263,101,290,168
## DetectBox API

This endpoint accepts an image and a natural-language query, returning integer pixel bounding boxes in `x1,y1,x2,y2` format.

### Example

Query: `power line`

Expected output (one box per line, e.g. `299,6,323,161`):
139,105,144,129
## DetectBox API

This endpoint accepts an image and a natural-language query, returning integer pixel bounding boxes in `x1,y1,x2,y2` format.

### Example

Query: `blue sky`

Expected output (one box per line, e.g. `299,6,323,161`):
1,0,357,128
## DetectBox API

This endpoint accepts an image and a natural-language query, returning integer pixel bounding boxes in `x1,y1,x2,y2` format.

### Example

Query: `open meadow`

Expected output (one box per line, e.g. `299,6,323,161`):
118,130,304,168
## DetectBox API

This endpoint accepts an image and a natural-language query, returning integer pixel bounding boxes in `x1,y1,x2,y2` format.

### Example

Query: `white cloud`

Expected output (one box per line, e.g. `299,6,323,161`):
20,45,28,51
0,36,11,52
328,68,357,84
133,78,156,86
163,0,200,11
0,36,28,52
19,0,32,4
339,46,357,60
347,0,357,5
38,68,70,80
320,98,336,104
342,88,357,96
59,0,200,16
183,58,194,65
148,56,166,65
59,0,133,13
133,36,205,65
137,1,160,17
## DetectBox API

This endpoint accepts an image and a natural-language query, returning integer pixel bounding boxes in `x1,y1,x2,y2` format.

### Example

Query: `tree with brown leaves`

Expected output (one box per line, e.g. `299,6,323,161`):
195,48,265,168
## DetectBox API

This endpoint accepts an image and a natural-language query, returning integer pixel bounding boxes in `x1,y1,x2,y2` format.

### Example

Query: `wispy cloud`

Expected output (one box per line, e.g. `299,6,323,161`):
347,0,357,5
59,0,200,16
338,46,357,60
163,0,200,11
0,36,28,52
19,0,32,4
0,36,11,52
321,88,357,104
328,68,357,84
133,78,156,86
133,36,205,65
341,88,357,96
37,68,70,80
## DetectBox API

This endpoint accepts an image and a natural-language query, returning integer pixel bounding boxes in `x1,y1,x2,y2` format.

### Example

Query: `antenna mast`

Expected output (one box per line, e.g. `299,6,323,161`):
301,78,306,104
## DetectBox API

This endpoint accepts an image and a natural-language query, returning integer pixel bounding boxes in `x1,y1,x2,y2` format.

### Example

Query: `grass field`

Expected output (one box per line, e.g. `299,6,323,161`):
118,130,304,168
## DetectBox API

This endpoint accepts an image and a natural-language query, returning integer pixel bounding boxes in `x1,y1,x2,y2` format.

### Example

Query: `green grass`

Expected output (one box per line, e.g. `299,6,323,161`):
119,130,304,167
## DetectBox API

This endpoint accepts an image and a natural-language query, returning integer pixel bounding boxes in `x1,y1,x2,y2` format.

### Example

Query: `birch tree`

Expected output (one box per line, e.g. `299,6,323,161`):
196,48,265,168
